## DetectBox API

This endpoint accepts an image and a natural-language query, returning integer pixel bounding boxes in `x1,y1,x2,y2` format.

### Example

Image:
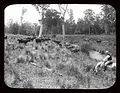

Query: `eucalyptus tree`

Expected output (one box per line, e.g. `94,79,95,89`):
84,9,95,35
18,7,27,34
101,4,116,34
44,9,62,35
33,23,38,36
58,4,68,40
66,9,76,34
33,4,50,37
67,9,74,24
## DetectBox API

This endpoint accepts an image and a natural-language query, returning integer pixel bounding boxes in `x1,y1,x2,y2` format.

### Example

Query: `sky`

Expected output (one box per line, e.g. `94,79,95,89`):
4,4,102,26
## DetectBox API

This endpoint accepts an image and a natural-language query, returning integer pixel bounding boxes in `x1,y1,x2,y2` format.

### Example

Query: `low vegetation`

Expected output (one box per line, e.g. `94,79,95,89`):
4,34,116,89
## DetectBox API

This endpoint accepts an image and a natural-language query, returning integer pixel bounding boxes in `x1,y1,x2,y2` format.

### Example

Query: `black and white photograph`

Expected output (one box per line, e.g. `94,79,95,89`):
4,4,116,89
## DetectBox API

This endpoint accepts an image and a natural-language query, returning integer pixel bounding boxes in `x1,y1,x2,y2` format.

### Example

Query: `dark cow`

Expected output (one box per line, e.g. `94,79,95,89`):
4,36,7,39
52,40,62,47
17,36,36,45
96,39,102,43
17,38,31,45
35,37,51,43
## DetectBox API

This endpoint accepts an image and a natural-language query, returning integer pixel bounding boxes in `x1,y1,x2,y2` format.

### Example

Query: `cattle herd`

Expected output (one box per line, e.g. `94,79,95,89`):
4,35,80,53
4,35,116,73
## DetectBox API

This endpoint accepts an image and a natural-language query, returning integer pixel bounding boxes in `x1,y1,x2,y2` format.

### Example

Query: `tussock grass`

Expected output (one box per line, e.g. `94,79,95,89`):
22,80,34,88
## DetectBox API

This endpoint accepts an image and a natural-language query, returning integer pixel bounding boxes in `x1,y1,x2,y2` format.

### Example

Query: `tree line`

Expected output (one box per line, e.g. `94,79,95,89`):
5,4,116,36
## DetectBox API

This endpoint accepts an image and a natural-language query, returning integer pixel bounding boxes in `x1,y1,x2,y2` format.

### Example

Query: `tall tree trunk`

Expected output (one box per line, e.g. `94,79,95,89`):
34,24,37,36
18,16,23,35
38,24,43,37
62,23,65,40
89,25,90,35
104,23,109,34
38,9,44,38
51,25,53,35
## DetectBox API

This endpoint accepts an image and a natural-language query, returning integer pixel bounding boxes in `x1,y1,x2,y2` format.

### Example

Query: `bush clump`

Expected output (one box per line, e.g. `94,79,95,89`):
81,43,95,55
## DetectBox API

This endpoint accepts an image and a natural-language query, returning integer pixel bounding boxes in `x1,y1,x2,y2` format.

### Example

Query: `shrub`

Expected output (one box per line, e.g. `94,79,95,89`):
22,80,34,88
81,43,95,55
66,65,79,76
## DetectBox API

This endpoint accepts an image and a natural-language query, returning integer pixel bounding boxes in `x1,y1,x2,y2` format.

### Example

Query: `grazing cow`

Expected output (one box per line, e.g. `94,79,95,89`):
35,37,51,43
17,39,30,45
17,36,36,45
35,38,42,43
66,44,77,49
84,38,89,41
70,48,80,53
63,43,80,53
25,36,36,42
96,39,102,43
4,36,7,39
52,40,62,47
25,37,36,41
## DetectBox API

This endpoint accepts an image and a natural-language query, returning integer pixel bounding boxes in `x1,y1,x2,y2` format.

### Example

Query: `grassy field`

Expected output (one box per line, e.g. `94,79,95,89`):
4,34,116,89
